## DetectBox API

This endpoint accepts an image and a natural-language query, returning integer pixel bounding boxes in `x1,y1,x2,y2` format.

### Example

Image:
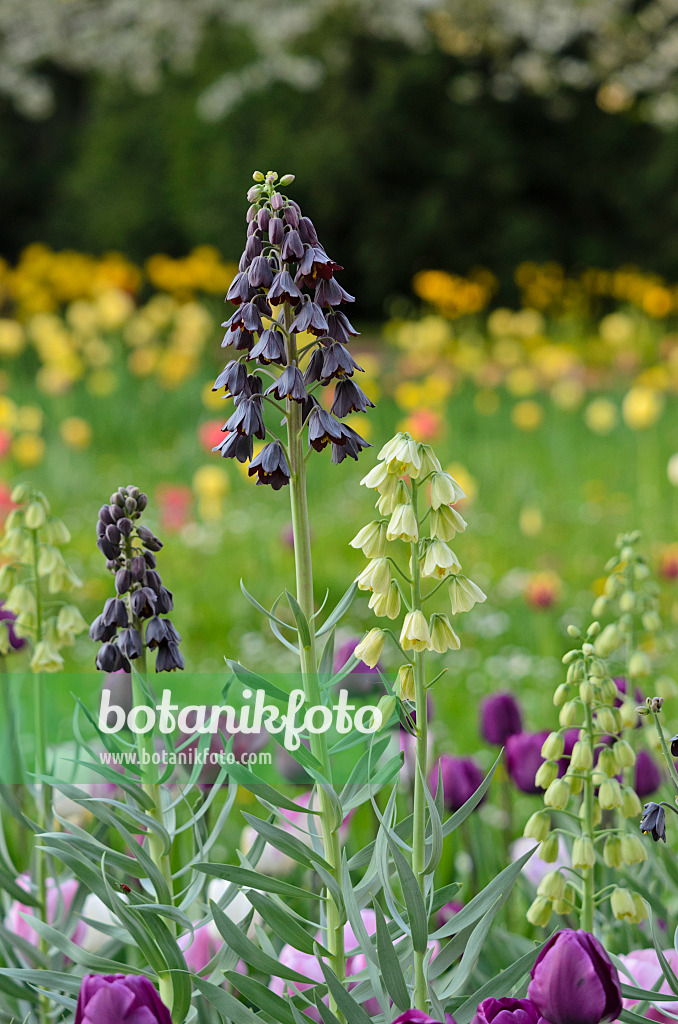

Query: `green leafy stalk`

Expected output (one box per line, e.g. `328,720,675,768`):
285,309,346,1003
409,480,428,1011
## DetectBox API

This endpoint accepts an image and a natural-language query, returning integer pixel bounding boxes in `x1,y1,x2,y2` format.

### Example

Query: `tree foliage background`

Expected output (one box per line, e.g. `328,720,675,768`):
4,0,678,313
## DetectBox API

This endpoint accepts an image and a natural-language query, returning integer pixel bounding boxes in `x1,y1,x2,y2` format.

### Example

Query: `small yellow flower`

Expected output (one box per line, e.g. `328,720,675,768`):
511,399,543,431
12,433,45,467
60,416,92,450
386,503,418,543
354,628,385,669
429,612,460,653
584,397,618,435
622,386,663,430
400,610,432,652
378,433,422,477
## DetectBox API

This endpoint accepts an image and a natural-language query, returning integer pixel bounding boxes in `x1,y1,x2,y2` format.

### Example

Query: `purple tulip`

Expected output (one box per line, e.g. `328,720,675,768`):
429,755,484,812
6,875,85,947
75,975,172,1024
437,900,464,928
392,1011,456,1024
0,603,25,650
471,997,548,1023
480,693,523,746
527,929,622,1024
506,732,549,794
634,749,662,798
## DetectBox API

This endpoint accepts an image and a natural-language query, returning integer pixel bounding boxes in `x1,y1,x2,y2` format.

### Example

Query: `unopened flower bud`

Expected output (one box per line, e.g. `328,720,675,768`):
597,748,618,778
559,701,579,728
599,778,623,810
523,811,551,843
566,772,583,796
115,569,132,594
553,883,576,916
527,896,553,927
612,739,635,770
620,834,647,865
539,833,560,862
537,871,566,901
592,596,608,618
25,502,46,530
619,700,639,729
642,610,662,632
603,836,622,868
600,677,618,703
542,732,564,760
582,642,595,656
570,740,593,771
566,660,585,684
544,778,570,811
632,893,648,923
596,707,621,733
572,837,595,869
579,680,595,704
619,591,635,613
610,887,636,922
535,761,559,789
376,695,396,730
553,683,571,706
621,786,643,818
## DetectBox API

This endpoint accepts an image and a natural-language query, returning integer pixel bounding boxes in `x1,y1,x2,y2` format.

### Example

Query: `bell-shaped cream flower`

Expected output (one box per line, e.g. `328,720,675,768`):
354,628,386,668
369,581,401,619
448,574,486,613
397,664,415,700
378,433,422,477
386,503,418,543
430,504,467,541
448,573,485,610
422,539,460,579
30,640,64,673
356,557,391,595
350,520,387,559
417,443,442,478
429,472,465,510
377,478,409,515
400,609,432,652
361,462,393,492
429,612,461,653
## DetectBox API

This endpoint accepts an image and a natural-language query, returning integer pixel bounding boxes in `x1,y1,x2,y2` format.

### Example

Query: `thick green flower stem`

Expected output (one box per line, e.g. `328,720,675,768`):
284,312,346,1005
129,654,177,1017
651,709,678,796
410,481,428,1012
580,700,596,933
30,528,50,1024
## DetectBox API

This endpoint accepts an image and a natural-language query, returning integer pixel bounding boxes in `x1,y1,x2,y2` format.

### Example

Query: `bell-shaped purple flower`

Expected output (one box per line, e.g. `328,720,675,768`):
75,974,172,1024
471,997,547,1023
506,731,548,794
428,754,484,813
248,441,291,490
527,929,622,1024
480,692,523,746
331,379,374,417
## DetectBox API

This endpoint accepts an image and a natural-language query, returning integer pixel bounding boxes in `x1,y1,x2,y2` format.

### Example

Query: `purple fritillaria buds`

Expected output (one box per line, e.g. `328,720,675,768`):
471,998,548,1024
429,754,484,812
248,441,291,490
634,749,662,797
212,172,370,481
480,692,523,745
92,486,183,674
527,929,622,1024
75,974,172,1024
506,731,549,794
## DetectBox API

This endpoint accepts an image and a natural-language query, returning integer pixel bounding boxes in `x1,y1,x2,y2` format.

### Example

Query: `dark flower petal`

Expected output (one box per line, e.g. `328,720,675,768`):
248,441,291,490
